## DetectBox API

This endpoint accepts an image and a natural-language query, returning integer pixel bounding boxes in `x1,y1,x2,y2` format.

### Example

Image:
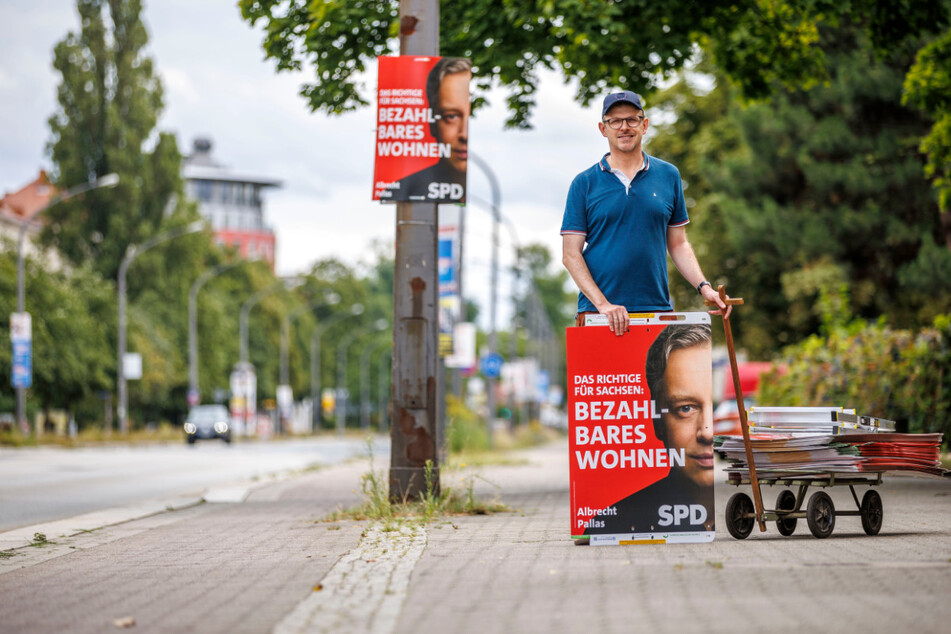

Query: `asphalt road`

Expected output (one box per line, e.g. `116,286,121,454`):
0,435,388,532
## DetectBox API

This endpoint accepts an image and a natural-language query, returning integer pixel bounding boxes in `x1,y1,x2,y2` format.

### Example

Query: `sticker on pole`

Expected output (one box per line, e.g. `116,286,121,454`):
566,313,715,545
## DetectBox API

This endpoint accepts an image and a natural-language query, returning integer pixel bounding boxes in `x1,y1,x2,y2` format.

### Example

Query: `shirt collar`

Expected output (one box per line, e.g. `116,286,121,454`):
599,152,650,174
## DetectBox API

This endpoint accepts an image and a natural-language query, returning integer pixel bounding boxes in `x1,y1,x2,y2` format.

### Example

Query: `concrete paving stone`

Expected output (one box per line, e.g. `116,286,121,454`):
0,460,370,634
1,439,950,634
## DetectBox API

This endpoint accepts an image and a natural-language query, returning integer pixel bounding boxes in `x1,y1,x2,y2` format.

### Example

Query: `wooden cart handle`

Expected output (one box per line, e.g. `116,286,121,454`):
710,285,766,532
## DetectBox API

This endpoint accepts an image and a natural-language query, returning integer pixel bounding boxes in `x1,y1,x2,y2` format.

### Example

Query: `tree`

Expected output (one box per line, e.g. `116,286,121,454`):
0,246,115,425
904,26,951,228
648,22,950,356
239,1,947,127
44,0,188,281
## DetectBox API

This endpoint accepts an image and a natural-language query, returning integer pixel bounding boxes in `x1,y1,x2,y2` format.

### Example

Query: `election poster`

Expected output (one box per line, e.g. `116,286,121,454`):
373,55,470,203
567,313,715,545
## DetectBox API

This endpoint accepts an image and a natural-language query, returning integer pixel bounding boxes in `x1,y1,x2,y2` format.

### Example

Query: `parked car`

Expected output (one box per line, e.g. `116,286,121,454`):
183,404,232,444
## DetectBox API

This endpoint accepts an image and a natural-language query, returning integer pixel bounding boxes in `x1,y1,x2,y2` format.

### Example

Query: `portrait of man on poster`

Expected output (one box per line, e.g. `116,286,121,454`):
587,323,715,535
394,57,471,203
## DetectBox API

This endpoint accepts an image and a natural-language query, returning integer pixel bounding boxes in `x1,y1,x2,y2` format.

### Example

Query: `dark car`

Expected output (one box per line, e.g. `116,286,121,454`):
183,405,232,444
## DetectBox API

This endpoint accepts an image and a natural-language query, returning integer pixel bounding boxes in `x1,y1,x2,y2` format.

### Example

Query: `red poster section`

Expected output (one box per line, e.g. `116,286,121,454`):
373,55,441,201
567,313,715,545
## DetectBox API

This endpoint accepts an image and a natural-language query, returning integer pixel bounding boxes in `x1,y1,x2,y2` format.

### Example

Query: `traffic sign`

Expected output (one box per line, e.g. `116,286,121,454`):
480,352,504,379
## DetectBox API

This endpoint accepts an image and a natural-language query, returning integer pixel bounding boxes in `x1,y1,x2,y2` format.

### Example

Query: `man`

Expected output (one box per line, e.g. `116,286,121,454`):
394,57,470,203
561,90,729,334
588,323,715,535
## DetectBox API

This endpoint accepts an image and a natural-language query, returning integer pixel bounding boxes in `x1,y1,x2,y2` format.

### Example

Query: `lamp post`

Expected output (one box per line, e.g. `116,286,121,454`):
280,293,340,389
239,277,302,366
378,348,393,431
336,319,389,434
188,260,251,405
310,303,364,430
14,173,119,430
360,336,392,430
468,153,501,445
118,219,204,433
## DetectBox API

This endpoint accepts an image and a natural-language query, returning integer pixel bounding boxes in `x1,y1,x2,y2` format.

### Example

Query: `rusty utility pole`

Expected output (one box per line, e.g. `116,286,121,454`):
390,0,441,500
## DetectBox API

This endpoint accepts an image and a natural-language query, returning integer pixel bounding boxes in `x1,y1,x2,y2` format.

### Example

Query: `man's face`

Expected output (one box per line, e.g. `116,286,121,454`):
598,103,648,155
659,345,714,489
435,71,470,173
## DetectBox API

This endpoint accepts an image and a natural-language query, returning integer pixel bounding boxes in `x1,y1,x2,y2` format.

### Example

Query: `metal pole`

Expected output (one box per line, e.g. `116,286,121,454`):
310,303,363,430
391,0,441,500
470,153,501,447
118,219,204,433
189,261,243,403
338,320,388,435
378,349,392,431
14,173,118,431
361,337,390,431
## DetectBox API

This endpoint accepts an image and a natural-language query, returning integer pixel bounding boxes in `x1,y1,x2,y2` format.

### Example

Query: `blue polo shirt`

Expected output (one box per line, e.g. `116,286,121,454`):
561,153,689,313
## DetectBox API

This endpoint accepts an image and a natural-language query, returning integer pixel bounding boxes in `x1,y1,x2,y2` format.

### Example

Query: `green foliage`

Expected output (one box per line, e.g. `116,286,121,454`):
44,0,189,281
904,27,951,214
758,315,951,443
0,246,114,420
239,1,947,128
446,394,489,453
651,19,950,355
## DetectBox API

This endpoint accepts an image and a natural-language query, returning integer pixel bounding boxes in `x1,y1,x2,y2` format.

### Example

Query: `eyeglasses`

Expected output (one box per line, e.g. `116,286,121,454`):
603,116,645,130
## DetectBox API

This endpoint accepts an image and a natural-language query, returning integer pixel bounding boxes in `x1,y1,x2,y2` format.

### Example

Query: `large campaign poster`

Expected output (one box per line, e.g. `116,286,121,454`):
567,313,715,545
373,55,469,204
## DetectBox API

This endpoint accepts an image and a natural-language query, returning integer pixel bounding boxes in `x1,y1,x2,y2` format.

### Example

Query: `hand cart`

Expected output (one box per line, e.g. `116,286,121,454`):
707,286,886,539
723,472,884,539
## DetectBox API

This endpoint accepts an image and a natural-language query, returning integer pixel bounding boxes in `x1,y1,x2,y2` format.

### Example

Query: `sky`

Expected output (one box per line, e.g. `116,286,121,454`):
0,0,620,324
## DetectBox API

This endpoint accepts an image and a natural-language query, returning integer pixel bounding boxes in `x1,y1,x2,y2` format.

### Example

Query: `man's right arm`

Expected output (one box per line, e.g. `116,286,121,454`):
562,233,629,335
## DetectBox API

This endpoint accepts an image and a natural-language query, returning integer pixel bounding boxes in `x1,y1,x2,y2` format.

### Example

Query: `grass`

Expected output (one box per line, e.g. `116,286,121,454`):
1,423,184,448
323,447,508,528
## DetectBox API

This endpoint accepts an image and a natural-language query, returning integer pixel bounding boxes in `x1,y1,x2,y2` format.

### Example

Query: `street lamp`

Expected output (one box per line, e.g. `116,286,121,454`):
117,219,205,433
310,302,364,429
280,292,340,388
360,336,392,430
336,318,389,434
188,259,255,405
239,277,302,366
469,152,501,447
378,348,393,431
13,172,119,430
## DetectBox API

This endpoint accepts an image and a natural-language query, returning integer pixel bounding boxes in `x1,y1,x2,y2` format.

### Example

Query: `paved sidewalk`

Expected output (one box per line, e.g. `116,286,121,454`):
2,438,951,634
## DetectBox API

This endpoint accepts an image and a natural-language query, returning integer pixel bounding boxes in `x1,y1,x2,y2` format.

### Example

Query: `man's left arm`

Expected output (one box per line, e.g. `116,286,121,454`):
666,226,730,317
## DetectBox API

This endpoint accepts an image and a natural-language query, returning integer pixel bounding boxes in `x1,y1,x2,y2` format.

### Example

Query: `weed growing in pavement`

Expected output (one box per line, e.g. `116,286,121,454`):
29,533,52,547
0,550,15,559
323,444,507,526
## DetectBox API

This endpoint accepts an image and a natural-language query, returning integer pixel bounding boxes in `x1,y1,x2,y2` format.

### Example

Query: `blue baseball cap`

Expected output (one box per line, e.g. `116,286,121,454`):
601,91,644,118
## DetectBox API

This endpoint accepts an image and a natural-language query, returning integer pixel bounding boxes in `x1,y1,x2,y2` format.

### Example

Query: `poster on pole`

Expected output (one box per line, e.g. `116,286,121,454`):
567,313,715,545
372,55,470,203
10,312,32,389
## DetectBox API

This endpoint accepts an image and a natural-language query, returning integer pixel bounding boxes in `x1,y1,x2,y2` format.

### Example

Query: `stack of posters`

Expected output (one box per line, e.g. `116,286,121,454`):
715,407,948,479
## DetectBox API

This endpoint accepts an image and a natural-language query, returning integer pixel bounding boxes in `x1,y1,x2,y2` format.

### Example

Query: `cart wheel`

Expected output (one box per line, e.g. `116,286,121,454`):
806,491,835,538
775,490,798,536
726,492,755,539
860,489,883,536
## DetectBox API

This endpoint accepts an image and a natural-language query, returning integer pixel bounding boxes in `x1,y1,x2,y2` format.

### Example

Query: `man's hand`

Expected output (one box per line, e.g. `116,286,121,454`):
598,302,630,335
702,284,732,319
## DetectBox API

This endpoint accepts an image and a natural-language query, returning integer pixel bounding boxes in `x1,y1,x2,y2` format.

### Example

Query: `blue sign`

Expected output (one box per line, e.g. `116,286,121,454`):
480,352,504,379
12,339,32,389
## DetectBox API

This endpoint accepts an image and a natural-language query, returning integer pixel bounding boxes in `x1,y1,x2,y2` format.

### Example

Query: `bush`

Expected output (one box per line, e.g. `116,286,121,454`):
758,315,951,443
445,395,489,453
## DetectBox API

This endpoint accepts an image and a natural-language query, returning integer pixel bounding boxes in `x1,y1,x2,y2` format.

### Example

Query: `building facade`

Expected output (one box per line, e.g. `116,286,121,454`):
182,138,280,270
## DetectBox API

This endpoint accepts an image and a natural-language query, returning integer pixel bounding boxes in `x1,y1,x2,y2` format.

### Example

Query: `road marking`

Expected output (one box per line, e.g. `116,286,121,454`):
273,522,427,634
